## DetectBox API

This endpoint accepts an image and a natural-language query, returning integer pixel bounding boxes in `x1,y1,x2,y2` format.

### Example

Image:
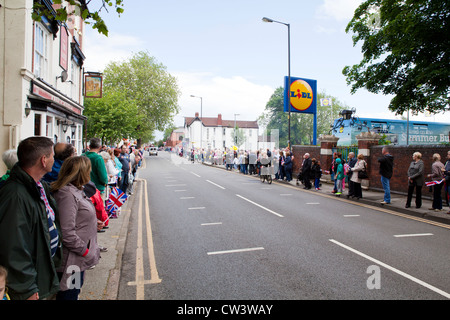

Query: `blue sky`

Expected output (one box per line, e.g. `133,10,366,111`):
83,0,448,139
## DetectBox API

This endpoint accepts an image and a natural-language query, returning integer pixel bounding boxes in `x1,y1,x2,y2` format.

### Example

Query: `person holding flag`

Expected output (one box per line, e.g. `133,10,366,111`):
106,187,128,218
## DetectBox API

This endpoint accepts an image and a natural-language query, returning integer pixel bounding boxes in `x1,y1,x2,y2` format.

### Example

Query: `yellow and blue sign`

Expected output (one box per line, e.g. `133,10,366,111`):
284,76,317,114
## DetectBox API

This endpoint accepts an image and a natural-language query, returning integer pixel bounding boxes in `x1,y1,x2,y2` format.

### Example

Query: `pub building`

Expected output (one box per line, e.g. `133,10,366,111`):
0,0,89,172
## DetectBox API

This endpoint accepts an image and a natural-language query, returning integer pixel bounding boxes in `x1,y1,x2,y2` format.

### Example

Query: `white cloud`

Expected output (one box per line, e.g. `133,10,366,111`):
316,0,363,22
172,72,274,128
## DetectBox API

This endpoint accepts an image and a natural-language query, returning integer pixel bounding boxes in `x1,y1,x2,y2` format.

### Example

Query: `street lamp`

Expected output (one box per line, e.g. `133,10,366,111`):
234,113,240,146
190,95,203,150
262,16,291,151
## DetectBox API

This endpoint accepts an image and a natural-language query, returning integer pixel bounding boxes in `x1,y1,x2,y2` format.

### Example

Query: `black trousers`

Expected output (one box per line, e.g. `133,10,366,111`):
406,182,422,208
432,183,443,209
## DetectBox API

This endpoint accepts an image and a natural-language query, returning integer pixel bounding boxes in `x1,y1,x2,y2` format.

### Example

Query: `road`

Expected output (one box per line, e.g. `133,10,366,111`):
117,151,450,300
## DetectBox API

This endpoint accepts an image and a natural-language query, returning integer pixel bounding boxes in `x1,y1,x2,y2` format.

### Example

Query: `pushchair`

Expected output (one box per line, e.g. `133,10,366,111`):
260,157,273,184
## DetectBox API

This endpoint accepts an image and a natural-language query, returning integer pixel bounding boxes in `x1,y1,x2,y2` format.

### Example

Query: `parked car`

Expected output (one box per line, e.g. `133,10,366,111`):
149,147,158,156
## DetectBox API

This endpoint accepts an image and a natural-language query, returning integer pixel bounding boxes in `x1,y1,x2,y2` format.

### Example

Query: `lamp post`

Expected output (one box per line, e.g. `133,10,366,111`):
190,95,203,150
262,17,291,151
234,113,240,146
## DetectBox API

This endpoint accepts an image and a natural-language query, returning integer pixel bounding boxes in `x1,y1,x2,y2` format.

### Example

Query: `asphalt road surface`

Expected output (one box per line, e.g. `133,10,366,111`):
117,152,450,300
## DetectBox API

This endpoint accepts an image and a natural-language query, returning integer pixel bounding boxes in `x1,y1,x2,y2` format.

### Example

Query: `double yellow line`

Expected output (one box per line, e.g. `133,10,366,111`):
127,178,162,300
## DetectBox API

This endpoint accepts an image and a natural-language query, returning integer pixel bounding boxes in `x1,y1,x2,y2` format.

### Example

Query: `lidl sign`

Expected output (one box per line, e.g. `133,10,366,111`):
284,76,317,114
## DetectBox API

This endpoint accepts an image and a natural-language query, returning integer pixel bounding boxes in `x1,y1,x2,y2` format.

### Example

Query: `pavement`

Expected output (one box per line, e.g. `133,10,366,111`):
79,157,450,300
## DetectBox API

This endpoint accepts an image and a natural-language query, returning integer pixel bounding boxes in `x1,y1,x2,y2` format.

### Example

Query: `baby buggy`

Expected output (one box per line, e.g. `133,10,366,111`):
260,157,273,184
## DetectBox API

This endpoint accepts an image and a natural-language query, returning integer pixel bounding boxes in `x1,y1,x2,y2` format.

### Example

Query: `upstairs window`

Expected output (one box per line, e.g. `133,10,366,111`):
34,23,49,79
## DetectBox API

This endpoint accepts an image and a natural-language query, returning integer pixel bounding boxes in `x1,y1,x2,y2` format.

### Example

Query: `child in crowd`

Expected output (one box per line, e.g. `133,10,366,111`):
311,158,322,190
0,266,10,300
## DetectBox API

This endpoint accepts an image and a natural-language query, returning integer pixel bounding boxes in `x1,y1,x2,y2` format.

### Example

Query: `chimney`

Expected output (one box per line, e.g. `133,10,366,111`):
195,112,199,118
217,114,222,125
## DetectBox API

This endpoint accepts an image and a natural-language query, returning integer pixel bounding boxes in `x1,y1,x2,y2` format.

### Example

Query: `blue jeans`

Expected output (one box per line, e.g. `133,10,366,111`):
381,176,391,203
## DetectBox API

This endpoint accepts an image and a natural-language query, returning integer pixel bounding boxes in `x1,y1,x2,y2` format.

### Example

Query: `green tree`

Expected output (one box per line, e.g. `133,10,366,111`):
258,87,347,146
32,0,124,36
102,51,180,147
343,0,450,115
84,90,145,145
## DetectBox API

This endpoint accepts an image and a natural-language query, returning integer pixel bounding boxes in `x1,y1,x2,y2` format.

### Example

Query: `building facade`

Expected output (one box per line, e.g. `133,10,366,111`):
165,127,184,148
0,0,86,171
184,113,259,151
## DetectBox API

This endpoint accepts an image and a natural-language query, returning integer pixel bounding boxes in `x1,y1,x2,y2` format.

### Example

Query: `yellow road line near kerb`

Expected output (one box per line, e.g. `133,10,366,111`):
127,179,162,300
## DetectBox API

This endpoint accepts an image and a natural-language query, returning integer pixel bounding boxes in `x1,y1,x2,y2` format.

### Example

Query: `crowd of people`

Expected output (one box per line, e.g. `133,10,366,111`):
183,145,450,215
0,136,143,300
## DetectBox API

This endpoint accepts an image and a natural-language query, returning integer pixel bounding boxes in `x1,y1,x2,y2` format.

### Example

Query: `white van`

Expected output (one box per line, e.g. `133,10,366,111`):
149,147,158,156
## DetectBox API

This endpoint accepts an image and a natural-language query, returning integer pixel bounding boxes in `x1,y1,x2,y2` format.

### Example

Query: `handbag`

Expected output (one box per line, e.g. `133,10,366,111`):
358,162,368,179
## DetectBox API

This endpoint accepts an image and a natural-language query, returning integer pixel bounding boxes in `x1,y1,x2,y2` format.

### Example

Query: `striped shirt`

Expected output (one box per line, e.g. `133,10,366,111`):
36,181,59,257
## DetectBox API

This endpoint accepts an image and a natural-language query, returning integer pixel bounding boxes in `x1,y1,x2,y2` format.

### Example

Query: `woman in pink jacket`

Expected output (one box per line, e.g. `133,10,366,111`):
51,156,100,300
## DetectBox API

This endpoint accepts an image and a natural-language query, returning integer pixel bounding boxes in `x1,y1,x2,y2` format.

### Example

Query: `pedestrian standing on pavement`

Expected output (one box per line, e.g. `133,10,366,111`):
301,153,312,189
347,152,357,198
82,138,108,199
51,156,100,300
284,151,293,182
118,145,131,193
348,154,366,199
335,158,344,196
427,153,445,211
405,152,424,209
0,136,61,300
0,149,18,188
311,158,322,190
443,151,450,207
42,143,75,183
278,150,285,181
378,146,394,204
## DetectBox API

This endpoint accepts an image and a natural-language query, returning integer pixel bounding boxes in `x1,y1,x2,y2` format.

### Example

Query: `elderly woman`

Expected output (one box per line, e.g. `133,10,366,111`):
51,156,101,300
348,154,367,200
0,149,18,186
427,153,445,211
405,152,424,208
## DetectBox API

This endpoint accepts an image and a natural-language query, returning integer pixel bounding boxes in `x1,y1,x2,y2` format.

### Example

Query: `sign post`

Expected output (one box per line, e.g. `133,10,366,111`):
284,76,318,145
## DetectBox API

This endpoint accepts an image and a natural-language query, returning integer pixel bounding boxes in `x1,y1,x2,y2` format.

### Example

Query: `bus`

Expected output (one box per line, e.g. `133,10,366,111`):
331,113,450,146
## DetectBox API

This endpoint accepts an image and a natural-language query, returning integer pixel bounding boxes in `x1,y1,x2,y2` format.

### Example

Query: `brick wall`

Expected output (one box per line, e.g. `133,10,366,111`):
291,145,321,175
368,145,449,198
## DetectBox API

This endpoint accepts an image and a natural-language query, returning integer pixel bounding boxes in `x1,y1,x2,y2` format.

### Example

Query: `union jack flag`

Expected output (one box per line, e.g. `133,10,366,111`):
425,179,444,187
106,187,128,215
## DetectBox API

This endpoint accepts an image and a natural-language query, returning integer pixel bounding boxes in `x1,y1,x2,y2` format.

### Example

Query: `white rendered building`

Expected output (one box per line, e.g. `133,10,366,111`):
184,113,259,151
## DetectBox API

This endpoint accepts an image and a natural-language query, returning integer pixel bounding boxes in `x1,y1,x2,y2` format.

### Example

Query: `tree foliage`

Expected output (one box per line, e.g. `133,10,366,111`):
84,90,143,145
32,0,124,36
258,87,347,146
84,51,180,146
343,0,450,115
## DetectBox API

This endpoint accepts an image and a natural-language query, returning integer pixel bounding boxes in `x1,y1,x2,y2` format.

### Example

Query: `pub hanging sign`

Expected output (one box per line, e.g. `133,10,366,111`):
84,72,103,98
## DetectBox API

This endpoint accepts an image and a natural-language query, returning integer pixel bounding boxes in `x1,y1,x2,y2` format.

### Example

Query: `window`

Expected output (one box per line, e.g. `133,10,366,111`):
46,116,54,138
34,23,49,79
35,114,42,136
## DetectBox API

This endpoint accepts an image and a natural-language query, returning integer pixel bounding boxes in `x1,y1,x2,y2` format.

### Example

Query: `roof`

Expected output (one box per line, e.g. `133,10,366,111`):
185,115,259,129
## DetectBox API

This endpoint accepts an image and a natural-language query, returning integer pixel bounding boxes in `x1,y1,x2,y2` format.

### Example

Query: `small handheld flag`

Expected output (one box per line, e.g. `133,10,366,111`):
425,179,444,187
106,187,128,215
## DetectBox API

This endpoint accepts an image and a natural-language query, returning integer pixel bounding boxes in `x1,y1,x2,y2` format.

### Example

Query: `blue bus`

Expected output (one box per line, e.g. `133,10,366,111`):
331,113,450,146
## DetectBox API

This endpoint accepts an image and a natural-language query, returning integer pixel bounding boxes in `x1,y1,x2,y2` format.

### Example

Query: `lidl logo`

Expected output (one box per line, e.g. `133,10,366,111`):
284,76,317,115
290,79,314,111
